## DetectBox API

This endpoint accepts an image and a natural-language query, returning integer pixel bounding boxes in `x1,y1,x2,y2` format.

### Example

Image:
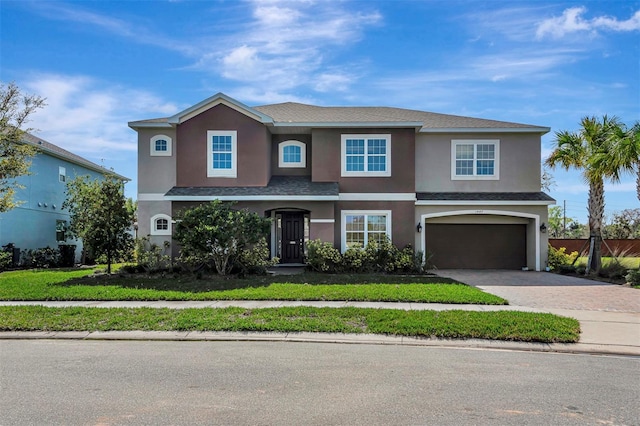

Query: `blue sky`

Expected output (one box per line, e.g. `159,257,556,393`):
2,0,638,224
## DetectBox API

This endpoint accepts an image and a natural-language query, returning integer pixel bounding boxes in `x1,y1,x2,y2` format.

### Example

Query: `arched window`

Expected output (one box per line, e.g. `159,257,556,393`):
150,214,172,236
278,140,306,168
150,135,172,156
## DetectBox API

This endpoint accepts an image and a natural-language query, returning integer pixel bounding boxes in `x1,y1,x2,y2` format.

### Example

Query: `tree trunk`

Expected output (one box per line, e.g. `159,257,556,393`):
636,164,639,202
587,178,605,275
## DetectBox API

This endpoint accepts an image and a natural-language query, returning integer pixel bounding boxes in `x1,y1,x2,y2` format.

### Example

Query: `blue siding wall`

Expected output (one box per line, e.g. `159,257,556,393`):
0,151,108,262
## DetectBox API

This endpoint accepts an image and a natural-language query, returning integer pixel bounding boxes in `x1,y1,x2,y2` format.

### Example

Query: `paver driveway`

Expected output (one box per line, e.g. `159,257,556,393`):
436,270,640,313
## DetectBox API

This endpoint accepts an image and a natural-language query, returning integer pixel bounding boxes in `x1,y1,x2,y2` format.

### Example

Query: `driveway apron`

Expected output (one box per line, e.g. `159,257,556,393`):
435,269,640,312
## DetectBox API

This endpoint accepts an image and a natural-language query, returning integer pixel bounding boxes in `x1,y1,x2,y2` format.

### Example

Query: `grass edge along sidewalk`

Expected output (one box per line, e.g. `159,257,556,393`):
0,269,507,305
0,306,580,343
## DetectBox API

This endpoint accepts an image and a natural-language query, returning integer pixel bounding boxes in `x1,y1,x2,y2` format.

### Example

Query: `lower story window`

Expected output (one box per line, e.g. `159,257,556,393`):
56,220,67,242
150,214,172,236
342,210,391,250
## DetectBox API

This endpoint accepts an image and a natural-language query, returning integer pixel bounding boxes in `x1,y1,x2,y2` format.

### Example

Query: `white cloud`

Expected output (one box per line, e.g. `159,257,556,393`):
536,7,640,39
21,74,178,159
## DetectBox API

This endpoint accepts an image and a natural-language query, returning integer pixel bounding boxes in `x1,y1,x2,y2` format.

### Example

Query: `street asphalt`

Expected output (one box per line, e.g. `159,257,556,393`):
1,270,638,356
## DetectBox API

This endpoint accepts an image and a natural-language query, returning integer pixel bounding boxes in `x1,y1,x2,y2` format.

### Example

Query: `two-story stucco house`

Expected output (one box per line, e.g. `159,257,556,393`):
0,132,129,262
130,93,554,271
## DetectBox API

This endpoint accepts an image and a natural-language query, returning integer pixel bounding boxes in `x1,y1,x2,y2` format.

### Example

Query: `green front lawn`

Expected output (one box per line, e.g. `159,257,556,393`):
0,268,506,304
0,306,580,343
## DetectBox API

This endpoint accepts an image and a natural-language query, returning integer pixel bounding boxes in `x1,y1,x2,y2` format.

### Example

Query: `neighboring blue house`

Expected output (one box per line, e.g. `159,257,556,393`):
0,132,129,262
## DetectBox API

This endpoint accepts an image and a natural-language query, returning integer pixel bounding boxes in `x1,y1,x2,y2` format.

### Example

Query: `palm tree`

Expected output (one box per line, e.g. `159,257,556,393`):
612,121,640,202
546,115,623,275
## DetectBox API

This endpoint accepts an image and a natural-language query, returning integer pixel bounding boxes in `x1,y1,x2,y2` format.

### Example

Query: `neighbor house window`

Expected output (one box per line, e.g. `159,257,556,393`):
278,140,306,168
56,220,67,242
150,135,172,156
341,134,391,177
341,210,391,251
207,130,237,178
150,214,172,236
59,167,66,183
451,140,500,180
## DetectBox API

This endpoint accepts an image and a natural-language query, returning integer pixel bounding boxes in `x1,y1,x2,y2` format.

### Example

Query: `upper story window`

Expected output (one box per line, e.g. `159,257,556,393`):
58,166,66,183
451,140,500,180
278,140,306,168
150,135,172,157
341,210,392,251
207,130,237,178
341,134,391,177
150,214,171,236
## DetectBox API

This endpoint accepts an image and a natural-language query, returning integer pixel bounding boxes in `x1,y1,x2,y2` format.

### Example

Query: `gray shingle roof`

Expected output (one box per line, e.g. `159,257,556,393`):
254,102,542,129
417,192,555,202
165,176,339,198
21,132,129,181
129,94,548,132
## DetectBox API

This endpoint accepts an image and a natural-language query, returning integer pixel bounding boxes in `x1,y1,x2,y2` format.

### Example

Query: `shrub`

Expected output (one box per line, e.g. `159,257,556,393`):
626,269,640,287
598,262,628,280
342,246,370,272
20,247,60,269
305,239,342,273
0,251,12,271
135,237,171,273
547,245,578,270
174,200,271,275
235,238,279,275
58,244,76,267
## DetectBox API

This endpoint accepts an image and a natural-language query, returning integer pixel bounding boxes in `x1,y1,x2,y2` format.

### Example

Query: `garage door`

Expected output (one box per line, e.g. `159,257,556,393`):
425,224,526,269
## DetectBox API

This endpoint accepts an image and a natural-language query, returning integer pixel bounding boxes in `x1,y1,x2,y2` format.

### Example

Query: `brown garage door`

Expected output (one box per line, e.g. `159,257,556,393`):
425,224,526,269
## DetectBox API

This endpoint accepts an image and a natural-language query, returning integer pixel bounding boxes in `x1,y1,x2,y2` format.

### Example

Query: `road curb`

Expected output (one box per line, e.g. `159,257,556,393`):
1,331,638,357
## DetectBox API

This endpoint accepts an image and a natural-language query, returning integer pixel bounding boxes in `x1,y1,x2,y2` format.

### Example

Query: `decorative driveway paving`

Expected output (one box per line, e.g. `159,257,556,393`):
435,270,640,313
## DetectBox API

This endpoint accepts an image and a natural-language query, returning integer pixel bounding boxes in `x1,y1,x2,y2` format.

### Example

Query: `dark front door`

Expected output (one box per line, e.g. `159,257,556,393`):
281,212,304,263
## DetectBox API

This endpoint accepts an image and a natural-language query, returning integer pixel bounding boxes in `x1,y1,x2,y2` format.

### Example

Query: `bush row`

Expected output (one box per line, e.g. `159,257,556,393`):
305,238,429,274
548,243,639,283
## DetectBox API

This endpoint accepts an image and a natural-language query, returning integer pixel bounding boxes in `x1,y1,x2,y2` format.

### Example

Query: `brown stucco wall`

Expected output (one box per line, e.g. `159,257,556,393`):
335,201,415,250
270,134,311,176
415,132,542,192
176,104,271,187
311,128,415,193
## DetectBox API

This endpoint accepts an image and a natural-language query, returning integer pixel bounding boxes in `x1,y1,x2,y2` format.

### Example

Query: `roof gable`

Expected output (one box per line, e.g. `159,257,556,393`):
168,92,273,125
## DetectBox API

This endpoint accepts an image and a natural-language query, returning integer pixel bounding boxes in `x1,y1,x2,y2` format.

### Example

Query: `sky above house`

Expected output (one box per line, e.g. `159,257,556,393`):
1,0,638,224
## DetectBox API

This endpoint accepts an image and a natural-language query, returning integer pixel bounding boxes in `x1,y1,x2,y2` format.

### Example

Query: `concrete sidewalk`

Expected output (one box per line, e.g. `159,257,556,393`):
1,299,638,356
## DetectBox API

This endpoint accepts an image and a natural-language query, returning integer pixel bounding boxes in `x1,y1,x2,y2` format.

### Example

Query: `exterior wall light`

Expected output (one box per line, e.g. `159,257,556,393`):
416,222,422,233
540,223,547,233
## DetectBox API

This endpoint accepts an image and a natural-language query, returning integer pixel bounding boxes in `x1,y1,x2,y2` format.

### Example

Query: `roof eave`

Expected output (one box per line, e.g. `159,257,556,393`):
128,121,172,129
273,121,424,129
415,200,555,206
419,127,551,134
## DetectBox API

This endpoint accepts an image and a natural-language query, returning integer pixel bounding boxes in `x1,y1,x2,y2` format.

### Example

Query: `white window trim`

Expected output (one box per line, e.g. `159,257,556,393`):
58,166,66,183
150,135,172,157
150,214,172,236
341,134,391,177
207,130,237,178
341,210,392,253
451,139,500,180
278,140,306,168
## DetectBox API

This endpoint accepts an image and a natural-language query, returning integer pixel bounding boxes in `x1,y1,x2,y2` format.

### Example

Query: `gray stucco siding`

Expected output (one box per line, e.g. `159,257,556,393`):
415,132,542,192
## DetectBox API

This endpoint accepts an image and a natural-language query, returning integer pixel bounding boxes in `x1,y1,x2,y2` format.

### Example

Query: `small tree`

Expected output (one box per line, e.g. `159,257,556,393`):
0,82,46,212
174,200,271,275
63,175,133,273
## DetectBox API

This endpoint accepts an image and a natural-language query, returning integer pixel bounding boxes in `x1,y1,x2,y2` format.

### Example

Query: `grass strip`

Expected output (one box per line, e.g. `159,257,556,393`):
0,269,506,304
0,306,579,343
